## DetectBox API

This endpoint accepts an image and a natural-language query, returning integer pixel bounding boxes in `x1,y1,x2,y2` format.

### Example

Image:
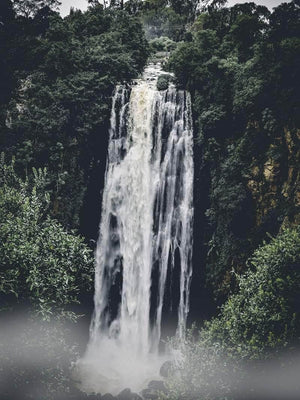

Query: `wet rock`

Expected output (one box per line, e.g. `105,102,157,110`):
157,75,172,91
68,386,91,399
74,393,90,400
160,361,173,378
130,392,143,400
141,388,158,400
117,388,142,400
102,394,115,400
147,381,166,393
117,388,131,400
141,381,167,400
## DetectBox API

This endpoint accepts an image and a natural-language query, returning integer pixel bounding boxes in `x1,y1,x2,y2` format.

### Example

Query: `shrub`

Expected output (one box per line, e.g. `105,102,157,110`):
157,74,173,90
149,36,177,52
164,228,300,400
0,156,94,320
201,227,300,359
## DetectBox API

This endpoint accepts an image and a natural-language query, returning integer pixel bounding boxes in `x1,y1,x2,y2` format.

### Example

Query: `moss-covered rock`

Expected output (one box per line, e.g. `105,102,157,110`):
157,74,172,90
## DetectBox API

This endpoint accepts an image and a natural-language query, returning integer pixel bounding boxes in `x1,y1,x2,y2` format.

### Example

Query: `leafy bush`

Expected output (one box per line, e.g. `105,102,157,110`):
141,6,186,40
2,6,149,230
149,36,177,52
157,74,172,90
0,156,94,320
201,227,300,359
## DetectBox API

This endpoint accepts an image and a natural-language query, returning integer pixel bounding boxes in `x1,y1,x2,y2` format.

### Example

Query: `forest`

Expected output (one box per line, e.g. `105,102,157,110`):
0,1,299,399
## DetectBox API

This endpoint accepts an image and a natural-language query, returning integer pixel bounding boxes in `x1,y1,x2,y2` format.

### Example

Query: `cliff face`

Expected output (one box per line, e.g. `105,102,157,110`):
248,128,299,229
280,128,300,225
199,123,300,304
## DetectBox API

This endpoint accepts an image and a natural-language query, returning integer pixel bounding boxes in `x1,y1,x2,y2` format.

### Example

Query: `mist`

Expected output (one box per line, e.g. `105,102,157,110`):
1,314,300,400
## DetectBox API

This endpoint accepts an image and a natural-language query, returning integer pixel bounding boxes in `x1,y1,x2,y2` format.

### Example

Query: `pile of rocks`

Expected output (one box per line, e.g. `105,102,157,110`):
76,361,173,400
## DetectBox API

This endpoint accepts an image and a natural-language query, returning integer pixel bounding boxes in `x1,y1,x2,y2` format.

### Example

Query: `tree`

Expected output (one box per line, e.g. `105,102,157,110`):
0,1,17,128
201,227,300,358
12,0,61,18
0,156,94,320
0,0,15,23
3,5,149,230
167,1,300,304
124,0,144,14
110,0,124,8
169,0,200,20
163,228,300,400
88,0,123,9
228,3,270,61
269,0,300,42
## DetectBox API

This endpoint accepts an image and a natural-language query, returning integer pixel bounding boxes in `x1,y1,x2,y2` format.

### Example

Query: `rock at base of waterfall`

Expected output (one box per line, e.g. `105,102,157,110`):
157,74,172,91
102,393,116,400
68,385,96,399
141,380,167,400
141,389,158,400
148,381,167,392
117,388,142,400
160,361,173,378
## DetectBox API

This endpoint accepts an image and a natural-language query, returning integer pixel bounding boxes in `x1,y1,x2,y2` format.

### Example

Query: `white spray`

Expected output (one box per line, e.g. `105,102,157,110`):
80,63,194,394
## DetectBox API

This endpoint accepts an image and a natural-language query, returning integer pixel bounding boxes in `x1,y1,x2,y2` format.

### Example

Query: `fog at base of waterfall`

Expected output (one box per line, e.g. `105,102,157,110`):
77,338,168,395
76,62,194,394
1,314,300,400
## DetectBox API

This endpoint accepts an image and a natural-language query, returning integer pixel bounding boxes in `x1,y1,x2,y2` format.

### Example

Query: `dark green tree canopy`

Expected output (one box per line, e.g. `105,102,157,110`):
12,0,61,17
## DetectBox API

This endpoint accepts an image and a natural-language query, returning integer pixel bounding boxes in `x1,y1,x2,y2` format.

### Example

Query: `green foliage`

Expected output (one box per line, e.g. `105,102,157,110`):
204,137,253,297
149,36,177,52
12,0,61,18
141,5,186,40
163,228,300,399
2,6,149,229
157,74,172,90
0,1,18,127
169,0,200,21
201,227,300,358
168,0,300,299
232,59,263,114
0,157,94,320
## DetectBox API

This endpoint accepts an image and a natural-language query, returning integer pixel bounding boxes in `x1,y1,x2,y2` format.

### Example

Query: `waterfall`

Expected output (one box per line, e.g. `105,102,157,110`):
80,63,194,394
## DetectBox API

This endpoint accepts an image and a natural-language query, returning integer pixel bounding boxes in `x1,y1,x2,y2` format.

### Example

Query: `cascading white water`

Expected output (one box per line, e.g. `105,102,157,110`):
79,63,193,394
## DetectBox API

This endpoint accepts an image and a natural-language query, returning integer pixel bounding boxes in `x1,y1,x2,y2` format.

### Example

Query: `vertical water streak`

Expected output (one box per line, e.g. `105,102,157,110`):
152,89,194,343
89,64,194,380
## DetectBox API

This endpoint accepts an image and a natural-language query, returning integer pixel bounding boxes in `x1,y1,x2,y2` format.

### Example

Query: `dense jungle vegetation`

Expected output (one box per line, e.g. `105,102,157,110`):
0,1,299,399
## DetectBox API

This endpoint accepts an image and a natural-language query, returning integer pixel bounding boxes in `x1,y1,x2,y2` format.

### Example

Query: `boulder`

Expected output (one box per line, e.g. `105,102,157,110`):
131,392,143,400
117,388,142,400
147,381,166,393
141,388,158,400
102,394,116,400
68,386,91,399
157,74,172,91
159,361,173,378
141,380,167,400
